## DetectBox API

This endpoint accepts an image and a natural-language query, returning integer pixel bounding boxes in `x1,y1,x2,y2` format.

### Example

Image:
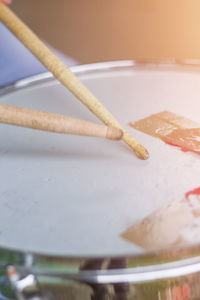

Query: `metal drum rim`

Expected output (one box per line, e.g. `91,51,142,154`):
1,58,200,94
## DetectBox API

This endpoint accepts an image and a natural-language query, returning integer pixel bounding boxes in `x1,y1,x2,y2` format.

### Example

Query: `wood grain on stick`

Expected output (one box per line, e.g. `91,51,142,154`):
0,2,149,159
0,104,123,140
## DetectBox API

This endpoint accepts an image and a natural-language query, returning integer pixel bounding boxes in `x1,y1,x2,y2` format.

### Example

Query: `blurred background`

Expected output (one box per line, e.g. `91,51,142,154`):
10,0,200,63
1,0,200,85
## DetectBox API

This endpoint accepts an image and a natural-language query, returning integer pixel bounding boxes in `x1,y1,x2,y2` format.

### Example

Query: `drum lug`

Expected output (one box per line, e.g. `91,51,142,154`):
6,266,51,300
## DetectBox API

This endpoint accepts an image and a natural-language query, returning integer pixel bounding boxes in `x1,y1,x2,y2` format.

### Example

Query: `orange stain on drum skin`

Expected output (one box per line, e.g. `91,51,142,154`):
130,111,200,155
121,199,194,250
121,186,200,251
163,128,200,154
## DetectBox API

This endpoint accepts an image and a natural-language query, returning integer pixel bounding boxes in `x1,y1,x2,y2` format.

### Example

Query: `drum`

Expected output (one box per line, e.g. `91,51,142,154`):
1,61,200,299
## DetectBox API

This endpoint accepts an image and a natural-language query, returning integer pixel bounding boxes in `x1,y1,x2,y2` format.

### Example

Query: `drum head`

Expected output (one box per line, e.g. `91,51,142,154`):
1,62,200,257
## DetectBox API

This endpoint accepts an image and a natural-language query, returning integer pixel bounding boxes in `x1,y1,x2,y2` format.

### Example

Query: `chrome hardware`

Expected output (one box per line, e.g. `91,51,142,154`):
6,266,51,300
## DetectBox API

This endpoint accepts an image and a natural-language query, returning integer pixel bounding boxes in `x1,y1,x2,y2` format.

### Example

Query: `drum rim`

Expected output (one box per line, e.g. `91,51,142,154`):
1,58,200,95
1,59,200,282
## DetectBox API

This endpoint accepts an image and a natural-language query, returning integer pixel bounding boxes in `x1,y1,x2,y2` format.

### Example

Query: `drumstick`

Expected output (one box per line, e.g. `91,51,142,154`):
0,3,149,159
0,104,123,140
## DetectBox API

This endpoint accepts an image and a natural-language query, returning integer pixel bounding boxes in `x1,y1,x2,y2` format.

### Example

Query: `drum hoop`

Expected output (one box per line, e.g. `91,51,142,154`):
1,59,200,282
29,254,200,284
1,58,200,95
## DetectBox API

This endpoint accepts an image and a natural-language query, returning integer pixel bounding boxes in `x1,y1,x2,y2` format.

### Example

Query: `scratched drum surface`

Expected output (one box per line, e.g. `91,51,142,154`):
0,64,200,256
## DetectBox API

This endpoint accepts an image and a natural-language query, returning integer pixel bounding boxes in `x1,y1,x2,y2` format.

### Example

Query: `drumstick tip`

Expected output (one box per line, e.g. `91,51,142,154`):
106,127,123,140
134,144,149,160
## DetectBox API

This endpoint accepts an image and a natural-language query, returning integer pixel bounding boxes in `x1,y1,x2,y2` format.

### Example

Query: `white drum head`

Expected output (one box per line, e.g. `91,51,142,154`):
1,62,200,257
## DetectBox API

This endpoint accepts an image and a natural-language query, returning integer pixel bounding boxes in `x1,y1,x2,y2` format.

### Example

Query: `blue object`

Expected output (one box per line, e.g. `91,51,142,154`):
0,22,77,87
0,22,46,86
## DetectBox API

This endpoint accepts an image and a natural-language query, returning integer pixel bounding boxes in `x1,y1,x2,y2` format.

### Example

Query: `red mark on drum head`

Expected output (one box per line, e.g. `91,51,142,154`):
185,187,200,199
164,141,190,152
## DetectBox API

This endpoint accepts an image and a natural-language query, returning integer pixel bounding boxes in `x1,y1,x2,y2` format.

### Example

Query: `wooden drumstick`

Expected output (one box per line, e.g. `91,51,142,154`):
0,104,123,140
0,3,149,159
